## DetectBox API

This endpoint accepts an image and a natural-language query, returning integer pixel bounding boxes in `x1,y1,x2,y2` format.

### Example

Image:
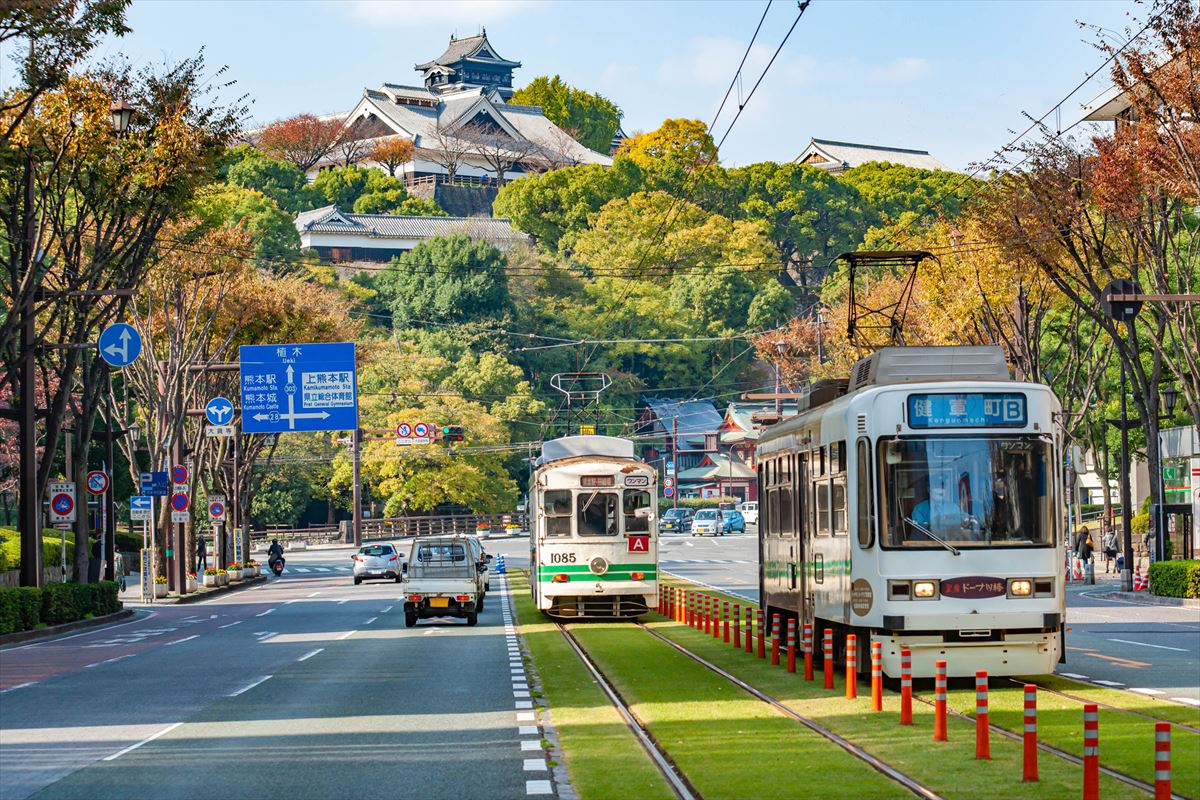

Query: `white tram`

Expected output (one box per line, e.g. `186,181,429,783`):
530,435,658,618
757,346,1065,678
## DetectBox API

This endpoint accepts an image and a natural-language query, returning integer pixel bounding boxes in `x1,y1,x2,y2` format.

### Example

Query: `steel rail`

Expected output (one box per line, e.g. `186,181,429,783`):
910,690,1184,799
556,623,699,800
637,624,943,800
1003,677,1200,736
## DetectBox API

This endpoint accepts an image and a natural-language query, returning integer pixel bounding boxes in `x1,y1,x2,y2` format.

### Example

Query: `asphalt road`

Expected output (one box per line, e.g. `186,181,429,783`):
480,528,1198,707
0,549,531,800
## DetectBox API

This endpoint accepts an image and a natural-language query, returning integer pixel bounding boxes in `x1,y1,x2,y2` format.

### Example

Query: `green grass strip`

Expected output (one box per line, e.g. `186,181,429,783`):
508,571,676,800
943,682,1199,797
572,622,911,800
653,580,1137,798
1014,673,1200,729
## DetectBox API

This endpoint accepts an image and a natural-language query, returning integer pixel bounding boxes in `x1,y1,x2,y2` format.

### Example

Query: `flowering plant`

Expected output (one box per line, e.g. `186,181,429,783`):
216,568,227,575
154,575,168,585
187,572,196,579
227,562,242,570
203,568,218,576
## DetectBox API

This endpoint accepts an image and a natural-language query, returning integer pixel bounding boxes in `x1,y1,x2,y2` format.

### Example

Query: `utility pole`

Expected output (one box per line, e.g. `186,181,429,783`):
672,417,679,510
352,426,362,547
17,99,41,587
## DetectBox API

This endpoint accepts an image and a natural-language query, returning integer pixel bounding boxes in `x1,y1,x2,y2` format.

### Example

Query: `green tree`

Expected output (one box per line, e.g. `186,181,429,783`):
511,75,623,154
619,118,717,170
190,184,300,268
839,161,977,230
222,144,315,213
375,235,513,326
353,192,447,216
310,165,408,210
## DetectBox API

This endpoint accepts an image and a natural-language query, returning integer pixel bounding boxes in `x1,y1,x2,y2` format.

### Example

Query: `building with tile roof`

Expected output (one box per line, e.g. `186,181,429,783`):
294,205,528,264
795,138,949,174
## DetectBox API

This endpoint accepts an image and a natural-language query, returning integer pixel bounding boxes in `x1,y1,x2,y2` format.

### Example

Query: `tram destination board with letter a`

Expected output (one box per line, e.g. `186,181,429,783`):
907,393,1027,428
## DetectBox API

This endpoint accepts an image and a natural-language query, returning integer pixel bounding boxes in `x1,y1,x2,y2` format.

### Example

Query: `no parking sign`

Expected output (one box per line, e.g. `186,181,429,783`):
49,482,76,523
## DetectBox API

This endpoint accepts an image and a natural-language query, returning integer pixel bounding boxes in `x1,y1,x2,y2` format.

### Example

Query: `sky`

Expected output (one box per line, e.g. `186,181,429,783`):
23,0,1146,170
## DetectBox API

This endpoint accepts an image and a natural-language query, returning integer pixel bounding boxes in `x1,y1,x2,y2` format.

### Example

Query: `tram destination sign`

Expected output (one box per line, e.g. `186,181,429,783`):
907,392,1026,429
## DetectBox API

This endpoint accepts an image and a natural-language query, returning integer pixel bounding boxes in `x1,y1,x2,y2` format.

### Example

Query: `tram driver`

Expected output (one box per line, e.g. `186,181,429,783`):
910,474,969,535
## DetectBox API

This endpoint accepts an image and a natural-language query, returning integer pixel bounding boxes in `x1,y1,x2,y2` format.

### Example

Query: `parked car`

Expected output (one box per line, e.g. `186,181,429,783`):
738,501,758,526
660,507,694,533
720,509,747,534
352,542,404,584
691,509,723,536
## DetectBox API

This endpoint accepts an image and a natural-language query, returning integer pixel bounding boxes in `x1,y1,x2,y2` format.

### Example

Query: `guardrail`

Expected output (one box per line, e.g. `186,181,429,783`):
402,174,500,188
251,513,527,544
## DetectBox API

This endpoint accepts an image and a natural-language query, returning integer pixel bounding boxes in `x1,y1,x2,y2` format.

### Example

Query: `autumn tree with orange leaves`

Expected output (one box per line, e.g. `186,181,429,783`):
257,113,343,172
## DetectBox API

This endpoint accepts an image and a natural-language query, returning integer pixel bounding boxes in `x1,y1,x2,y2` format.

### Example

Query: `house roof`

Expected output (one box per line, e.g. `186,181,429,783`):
416,32,521,70
294,205,528,243
1080,84,1130,122
642,398,723,447
796,138,949,172
676,452,756,481
720,401,798,443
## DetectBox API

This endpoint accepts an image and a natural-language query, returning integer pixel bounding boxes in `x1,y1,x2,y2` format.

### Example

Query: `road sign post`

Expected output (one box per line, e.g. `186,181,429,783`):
85,470,109,495
239,343,358,434
204,396,235,426
98,323,143,368
49,481,77,524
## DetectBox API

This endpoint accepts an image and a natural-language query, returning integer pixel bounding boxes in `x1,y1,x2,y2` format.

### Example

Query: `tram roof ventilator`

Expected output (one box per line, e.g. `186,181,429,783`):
539,435,636,465
848,345,1011,392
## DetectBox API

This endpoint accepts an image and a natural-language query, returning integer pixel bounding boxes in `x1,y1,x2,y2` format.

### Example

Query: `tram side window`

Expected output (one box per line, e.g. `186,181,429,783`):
578,491,619,536
856,439,875,547
779,485,794,536
544,490,572,537
768,489,780,536
623,490,652,533
815,479,830,536
831,475,847,535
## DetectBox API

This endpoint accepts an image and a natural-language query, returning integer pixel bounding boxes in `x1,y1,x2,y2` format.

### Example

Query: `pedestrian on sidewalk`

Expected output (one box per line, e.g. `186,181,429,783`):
1077,527,1094,565
197,536,208,573
1102,527,1118,573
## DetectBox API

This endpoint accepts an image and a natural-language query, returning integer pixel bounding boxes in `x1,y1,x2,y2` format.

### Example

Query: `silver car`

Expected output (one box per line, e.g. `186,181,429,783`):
353,543,404,584
691,509,722,535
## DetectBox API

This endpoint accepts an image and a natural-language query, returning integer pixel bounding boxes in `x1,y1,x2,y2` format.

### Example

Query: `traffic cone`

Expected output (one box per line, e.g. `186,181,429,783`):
495,554,506,574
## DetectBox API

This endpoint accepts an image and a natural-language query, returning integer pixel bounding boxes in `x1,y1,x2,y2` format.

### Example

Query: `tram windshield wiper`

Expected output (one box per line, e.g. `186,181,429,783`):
903,517,961,556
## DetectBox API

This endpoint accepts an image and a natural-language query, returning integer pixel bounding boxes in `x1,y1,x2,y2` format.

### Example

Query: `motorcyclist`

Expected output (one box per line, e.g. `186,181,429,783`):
267,539,285,572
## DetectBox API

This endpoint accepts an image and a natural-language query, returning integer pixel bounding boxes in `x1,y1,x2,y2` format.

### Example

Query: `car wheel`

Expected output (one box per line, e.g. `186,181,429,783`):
353,576,362,585
404,611,417,628
477,595,485,613
394,574,402,583
466,611,478,626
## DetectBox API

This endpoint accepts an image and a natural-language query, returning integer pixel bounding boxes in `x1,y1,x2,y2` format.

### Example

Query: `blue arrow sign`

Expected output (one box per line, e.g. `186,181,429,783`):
98,323,143,368
205,396,235,426
239,342,357,434
130,496,152,510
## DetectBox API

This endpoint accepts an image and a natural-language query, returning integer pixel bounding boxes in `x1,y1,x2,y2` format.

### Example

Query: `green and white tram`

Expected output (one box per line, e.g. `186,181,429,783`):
530,435,658,618
758,346,1066,678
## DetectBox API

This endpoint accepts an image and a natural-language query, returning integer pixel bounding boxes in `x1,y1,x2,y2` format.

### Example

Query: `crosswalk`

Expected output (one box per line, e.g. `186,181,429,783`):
289,566,353,573
661,559,753,565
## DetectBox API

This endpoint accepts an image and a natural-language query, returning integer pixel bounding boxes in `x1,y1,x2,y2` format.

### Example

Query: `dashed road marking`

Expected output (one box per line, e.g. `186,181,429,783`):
219,621,243,628
1131,687,1165,696
256,609,275,617
102,722,182,761
337,630,356,640
521,739,542,751
1093,680,1125,687
164,635,199,646
1107,637,1189,652
523,759,548,772
381,606,393,613
297,648,324,662
364,617,377,625
1174,697,1200,706
517,712,536,722
0,681,38,694
307,592,321,598
519,725,539,735
1059,672,1090,679
526,779,553,795
228,675,272,697
516,700,533,709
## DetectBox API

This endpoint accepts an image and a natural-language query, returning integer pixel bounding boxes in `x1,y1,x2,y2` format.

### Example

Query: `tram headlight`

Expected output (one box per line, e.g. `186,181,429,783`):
1009,578,1033,597
913,580,938,599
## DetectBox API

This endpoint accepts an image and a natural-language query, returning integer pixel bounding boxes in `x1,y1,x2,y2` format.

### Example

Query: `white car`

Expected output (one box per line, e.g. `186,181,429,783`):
739,502,759,525
352,542,404,584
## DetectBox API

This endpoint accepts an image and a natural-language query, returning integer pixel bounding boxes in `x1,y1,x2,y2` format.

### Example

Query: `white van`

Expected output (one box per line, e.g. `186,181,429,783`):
738,501,758,526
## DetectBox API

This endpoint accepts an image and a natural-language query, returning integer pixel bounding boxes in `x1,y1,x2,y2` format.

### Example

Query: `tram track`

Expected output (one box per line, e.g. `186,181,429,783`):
555,622,700,800
634,622,944,800
1003,677,1200,735
909,691,1186,799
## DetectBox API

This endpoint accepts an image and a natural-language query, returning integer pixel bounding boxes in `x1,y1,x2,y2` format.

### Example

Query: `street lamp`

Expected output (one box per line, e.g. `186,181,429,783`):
1162,384,1179,418
110,100,135,134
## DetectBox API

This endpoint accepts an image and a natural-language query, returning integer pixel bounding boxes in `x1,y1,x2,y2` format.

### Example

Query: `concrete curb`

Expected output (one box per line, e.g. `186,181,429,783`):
123,575,268,607
0,608,135,647
1086,590,1200,608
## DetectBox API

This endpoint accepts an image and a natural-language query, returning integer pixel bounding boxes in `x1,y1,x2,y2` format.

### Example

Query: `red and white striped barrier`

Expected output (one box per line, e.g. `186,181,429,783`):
871,641,882,712
722,600,730,643
1155,722,1171,800
845,634,857,699
899,649,912,725
732,604,741,649
1134,565,1148,591
704,595,712,634
802,622,814,681
770,613,782,666
975,671,990,759
745,607,753,654
933,660,948,742
757,609,766,659
786,618,797,673
1083,704,1099,800
823,628,834,690
1023,684,1037,782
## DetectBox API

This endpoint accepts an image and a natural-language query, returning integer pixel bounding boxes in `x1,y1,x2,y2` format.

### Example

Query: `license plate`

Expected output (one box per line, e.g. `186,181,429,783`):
429,597,450,608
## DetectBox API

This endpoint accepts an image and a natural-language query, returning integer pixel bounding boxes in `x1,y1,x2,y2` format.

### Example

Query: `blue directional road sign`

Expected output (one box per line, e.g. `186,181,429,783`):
239,342,357,434
98,323,143,368
139,471,170,497
205,396,235,426
131,496,152,511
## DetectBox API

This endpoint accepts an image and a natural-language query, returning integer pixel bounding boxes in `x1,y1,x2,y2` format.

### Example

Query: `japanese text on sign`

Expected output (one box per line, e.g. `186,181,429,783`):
907,393,1027,428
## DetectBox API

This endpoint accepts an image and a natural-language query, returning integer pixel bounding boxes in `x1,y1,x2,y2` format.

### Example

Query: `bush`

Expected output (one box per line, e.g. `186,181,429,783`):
1131,513,1150,535
0,581,121,632
1148,560,1200,598
0,527,78,572
0,586,42,634
658,496,740,512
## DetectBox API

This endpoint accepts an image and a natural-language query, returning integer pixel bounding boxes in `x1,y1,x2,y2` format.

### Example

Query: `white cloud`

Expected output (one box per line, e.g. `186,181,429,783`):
343,0,533,28
656,36,774,90
866,56,933,84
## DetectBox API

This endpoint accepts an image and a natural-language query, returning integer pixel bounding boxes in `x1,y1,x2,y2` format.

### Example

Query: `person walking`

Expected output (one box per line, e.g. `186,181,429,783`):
1102,527,1118,574
197,536,208,573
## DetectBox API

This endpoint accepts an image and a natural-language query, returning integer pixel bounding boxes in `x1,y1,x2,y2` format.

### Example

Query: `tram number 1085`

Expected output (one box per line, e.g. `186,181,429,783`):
549,553,578,564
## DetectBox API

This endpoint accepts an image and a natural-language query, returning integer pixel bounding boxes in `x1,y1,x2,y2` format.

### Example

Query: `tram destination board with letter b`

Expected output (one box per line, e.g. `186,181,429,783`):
907,392,1026,428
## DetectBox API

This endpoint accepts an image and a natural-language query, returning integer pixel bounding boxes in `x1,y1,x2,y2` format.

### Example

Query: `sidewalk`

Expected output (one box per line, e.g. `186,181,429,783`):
118,569,266,606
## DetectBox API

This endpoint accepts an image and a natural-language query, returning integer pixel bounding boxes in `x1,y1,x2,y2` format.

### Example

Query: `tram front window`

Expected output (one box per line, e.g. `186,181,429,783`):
879,437,1053,548
578,491,619,536
623,490,652,533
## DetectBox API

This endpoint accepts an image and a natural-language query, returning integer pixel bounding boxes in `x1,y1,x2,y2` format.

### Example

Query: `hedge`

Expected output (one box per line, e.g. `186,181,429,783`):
1148,559,1200,599
0,581,121,635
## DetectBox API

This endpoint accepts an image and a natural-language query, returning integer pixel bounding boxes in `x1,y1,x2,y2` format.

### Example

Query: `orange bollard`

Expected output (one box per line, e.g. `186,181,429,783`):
757,609,766,659
714,599,723,640
687,592,694,627
733,604,741,649
870,641,882,712
975,671,990,759
786,618,797,673
1022,684,1038,782
1083,704,1099,800
845,634,858,699
745,607,753,653
823,628,834,690
770,614,782,666
933,660,948,741
802,622,814,681
899,649,912,725
703,596,711,634
1155,723,1171,800
723,601,730,643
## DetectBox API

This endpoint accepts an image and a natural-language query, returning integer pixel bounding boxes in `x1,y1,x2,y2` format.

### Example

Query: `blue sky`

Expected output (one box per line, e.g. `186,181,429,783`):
85,0,1139,170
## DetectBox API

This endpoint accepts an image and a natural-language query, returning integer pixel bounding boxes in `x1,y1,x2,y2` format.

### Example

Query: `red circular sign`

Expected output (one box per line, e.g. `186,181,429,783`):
396,422,412,437
170,492,190,512
51,493,74,515
209,501,225,519
171,464,188,484
86,470,110,495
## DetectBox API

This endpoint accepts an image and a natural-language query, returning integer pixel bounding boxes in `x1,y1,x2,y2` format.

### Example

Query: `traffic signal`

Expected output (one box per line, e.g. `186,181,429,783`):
440,425,464,443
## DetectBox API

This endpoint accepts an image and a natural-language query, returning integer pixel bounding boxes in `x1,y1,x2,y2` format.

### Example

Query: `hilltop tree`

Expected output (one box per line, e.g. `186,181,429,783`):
257,113,342,172
375,235,513,327
511,75,622,153
369,136,415,176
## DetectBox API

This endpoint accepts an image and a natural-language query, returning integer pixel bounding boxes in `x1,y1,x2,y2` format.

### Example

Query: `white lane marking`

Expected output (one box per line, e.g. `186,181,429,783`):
526,779,553,795
364,617,377,625
521,739,542,751
228,675,272,697
164,635,199,646
102,722,183,761
307,592,321,598
1173,697,1200,707
337,630,356,640
314,567,331,573
519,725,539,735
1093,680,1125,687
1059,672,1090,680
516,700,533,709
523,758,548,771
337,599,348,605
1131,687,1166,696
517,712,536,722
102,654,134,666
294,568,311,573
284,599,299,605
514,690,530,698
83,662,100,668
7,610,152,651
1107,637,1189,652
256,609,275,617
0,681,38,694
219,621,243,628
297,648,324,662
381,606,393,613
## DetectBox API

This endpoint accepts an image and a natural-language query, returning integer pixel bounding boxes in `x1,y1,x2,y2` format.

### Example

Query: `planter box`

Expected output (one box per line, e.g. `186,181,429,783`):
219,573,228,586
203,574,218,588
228,571,242,582
241,569,252,580
185,578,197,593
153,583,167,598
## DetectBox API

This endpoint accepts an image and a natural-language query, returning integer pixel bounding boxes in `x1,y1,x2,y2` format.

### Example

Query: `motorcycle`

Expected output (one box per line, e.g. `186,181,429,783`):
269,557,285,576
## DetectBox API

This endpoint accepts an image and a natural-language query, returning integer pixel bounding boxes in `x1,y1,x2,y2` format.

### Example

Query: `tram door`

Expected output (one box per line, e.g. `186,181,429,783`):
796,452,811,625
